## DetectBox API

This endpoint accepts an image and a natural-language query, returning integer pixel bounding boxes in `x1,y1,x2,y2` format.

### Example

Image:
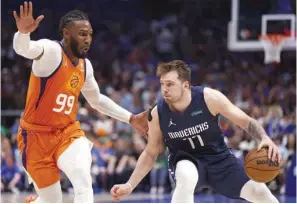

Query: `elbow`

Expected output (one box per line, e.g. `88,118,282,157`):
13,42,22,55
87,101,96,109
83,87,102,110
87,94,100,110
13,36,27,56
242,117,252,129
13,41,29,57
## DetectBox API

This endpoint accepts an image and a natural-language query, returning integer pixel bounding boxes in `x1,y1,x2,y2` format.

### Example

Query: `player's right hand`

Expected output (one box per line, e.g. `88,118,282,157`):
110,183,133,201
129,110,149,140
258,137,282,164
13,1,44,34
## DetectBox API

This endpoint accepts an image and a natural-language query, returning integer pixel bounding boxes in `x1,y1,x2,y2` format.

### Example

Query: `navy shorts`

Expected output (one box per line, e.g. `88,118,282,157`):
168,150,250,199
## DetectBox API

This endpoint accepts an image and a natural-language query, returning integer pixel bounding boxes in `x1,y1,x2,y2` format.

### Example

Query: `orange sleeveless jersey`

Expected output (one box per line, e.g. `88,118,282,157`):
22,46,86,130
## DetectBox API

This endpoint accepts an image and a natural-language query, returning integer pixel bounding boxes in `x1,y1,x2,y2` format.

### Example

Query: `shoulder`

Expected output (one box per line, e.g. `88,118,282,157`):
85,58,92,66
84,58,94,79
84,58,94,72
203,87,222,101
32,40,62,77
191,85,205,97
37,39,61,51
203,87,225,116
192,85,204,91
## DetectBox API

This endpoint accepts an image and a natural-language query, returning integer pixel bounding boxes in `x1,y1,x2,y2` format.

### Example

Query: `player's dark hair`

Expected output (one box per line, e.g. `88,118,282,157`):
157,60,191,83
59,10,89,37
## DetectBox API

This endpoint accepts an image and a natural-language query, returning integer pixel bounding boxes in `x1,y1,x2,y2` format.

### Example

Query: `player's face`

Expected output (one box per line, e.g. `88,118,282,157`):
160,71,189,104
68,20,93,58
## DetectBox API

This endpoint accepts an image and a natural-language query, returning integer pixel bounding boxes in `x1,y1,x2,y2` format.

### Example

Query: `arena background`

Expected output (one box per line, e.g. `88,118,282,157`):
1,0,296,202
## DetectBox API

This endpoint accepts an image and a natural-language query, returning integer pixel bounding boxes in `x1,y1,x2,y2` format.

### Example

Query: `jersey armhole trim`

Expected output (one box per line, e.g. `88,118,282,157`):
201,87,217,117
83,59,87,81
148,104,157,122
33,47,44,60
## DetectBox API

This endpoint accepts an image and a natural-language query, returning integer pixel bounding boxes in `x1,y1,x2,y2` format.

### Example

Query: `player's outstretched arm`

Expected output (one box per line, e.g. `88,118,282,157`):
110,106,164,201
13,1,44,59
81,60,149,137
204,87,281,163
13,2,61,77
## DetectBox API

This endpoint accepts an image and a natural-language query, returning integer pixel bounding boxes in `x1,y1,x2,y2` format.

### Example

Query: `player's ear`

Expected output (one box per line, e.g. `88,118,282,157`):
184,81,190,89
62,28,70,39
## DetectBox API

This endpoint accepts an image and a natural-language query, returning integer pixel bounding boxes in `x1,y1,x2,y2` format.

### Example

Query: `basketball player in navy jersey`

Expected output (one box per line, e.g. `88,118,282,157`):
111,60,281,203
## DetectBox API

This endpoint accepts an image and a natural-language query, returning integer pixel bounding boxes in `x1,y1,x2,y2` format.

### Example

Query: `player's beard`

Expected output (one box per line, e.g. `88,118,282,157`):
70,36,87,58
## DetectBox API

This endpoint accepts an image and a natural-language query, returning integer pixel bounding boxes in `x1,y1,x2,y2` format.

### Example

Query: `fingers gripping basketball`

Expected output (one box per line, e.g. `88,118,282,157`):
244,148,280,183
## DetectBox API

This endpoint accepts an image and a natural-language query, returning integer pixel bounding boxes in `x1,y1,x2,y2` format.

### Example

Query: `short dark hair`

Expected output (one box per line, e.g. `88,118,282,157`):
156,60,191,82
59,10,89,37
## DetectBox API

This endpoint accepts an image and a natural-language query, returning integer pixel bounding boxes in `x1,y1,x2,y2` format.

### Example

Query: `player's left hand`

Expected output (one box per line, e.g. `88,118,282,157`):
129,110,149,140
110,183,133,201
13,1,44,34
258,137,281,164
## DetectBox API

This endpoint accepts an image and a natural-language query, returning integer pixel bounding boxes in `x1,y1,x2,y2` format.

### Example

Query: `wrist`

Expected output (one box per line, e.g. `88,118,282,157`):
17,31,30,35
126,182,133,191
128,114,135,124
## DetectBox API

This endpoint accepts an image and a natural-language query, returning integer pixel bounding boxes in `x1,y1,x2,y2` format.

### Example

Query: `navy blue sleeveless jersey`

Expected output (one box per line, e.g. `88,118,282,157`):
157,86,249,198
157,86,229,155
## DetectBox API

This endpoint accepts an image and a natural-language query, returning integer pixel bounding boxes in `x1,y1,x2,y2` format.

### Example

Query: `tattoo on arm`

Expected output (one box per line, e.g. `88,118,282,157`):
246,118,267,140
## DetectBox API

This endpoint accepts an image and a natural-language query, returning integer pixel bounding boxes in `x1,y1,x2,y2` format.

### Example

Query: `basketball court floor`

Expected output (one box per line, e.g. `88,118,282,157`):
1,192,296,203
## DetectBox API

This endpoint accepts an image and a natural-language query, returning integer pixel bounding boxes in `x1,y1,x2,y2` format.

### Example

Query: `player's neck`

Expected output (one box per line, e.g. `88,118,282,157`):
61,40,79,65
170,89,192,113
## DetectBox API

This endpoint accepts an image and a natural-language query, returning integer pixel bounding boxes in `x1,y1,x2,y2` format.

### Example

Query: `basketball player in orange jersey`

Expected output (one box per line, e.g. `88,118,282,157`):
13,2,148,203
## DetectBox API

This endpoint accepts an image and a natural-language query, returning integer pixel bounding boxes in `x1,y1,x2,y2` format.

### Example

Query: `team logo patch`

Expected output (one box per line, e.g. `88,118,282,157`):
168,118,176,127
191,110,203,116
70,74,80,89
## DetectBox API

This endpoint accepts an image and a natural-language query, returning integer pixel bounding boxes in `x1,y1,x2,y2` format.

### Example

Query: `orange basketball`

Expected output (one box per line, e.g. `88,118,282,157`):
244,147,280,183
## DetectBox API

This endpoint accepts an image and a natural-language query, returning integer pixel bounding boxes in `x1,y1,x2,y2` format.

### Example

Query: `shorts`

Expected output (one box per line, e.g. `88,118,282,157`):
168,150,250,199
17,120,85,189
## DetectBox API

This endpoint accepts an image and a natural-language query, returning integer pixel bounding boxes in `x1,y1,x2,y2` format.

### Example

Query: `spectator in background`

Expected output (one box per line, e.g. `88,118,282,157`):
1,130,12,160
150,152,168,196
1,156,21,194
92,114,113,138
107,137,136,189
264,105,284,139
155,26,175,61
91,137,114,192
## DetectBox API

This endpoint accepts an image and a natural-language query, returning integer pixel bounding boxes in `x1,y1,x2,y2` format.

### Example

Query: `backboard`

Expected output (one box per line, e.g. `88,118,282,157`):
228,0,296,51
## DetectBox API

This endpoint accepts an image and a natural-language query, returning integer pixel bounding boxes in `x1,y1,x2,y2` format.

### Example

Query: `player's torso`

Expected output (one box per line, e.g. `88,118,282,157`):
158,86,228,154
22,47,86,128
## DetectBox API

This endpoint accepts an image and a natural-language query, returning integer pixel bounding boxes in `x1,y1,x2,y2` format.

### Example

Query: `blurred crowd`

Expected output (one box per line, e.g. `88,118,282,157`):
1,0,296,198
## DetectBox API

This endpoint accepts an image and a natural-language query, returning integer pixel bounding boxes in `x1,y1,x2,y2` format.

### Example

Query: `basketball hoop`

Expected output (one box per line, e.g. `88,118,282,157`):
259,34,288,64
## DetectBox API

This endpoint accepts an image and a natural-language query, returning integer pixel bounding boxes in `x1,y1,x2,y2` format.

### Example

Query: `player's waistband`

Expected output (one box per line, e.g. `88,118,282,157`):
20,119,81,133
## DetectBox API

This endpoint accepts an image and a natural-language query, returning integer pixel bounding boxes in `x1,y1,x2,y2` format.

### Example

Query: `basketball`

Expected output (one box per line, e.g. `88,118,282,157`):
244,148,280,183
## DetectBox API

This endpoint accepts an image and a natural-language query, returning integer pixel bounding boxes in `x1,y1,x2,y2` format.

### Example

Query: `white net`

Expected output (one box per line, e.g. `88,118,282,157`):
260,35,288,64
